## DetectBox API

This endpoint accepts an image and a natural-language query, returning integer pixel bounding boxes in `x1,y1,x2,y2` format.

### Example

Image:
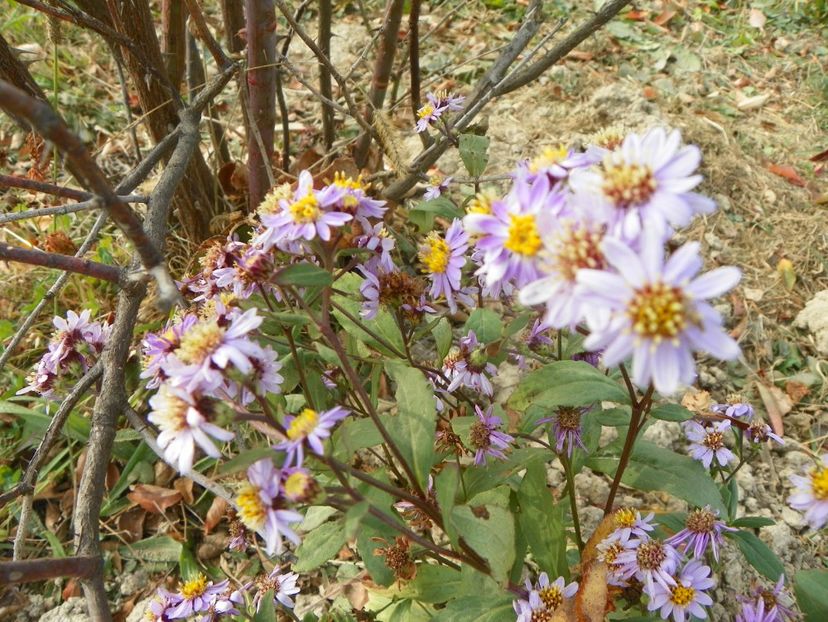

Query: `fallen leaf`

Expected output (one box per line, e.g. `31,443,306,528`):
809,148,828,163
197,533,228,561
625,9,649,21
652,8,677,26
776,258,796,290
767,163,806,187
117,507,146,543
174,477,194,505
737,93,770,110
566,50,594,62
749,8,767,29
784,381,809,404
62,578,82,601
755,382,791,436
681,389,712,414
744,287,765,302
204,496,228,535
127,484,182,514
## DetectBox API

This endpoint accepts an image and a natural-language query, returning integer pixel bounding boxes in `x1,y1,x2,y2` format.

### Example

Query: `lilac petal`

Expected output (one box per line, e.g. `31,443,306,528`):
577,270,630,302
652,342,680,394
601,237,646,287
686,267,741,299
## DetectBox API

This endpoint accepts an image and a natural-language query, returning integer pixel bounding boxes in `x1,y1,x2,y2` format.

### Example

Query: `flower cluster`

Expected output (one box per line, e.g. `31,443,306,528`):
18,309,110,398
415,90,465,133
513,573,578,620
145,574,241,621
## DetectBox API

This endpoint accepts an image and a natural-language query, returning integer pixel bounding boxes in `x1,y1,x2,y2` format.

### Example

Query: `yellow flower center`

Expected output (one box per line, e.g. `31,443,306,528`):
600,541,624,566
529,145,569,173
333,172,366,191
257,183,293,217
466,189,497,215
811,467,828,500
289,193,320,223
671,584,696,606
419,233,451,274
552,222,605,281
417,104,434,120
285,471,311,498
180,574,208,599
602,161,656,208
628,282,689,341
176,320,224,365
703,430,725,451
538,585,563,610
287,408,319,441
591,126,626,151
504,214,542,257
153,386,189,433
615,507,636,528
236,484,267,530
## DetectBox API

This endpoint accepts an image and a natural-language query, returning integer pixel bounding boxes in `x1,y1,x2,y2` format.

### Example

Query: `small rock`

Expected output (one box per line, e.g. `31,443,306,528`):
579,505,605,537
127,597,154,622
575,471,610,507
760,523,795,560
794,290,828,355
642,420,680,449
40,597,89,622
781,506,805,530
119,569,148,597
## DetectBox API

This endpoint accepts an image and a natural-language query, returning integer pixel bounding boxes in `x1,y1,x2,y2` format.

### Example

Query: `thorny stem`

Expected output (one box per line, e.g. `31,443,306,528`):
561,452,584,553
604,384,655,514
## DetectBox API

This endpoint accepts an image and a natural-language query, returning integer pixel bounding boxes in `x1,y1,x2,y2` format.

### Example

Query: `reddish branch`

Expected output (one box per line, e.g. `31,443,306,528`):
245,0,277,209
354,0,405,167
185,0,233,69
0,242,122,283
0,174,89,200
318,0,335,151
161,0,188,88
0,556,101,584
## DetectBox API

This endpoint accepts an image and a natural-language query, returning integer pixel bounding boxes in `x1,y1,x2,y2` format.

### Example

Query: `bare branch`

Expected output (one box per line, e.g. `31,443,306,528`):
0,194,147,226
185,0,233,69
0,242,122,283
0,174,89,200
0,556,101,584
318,0,335,151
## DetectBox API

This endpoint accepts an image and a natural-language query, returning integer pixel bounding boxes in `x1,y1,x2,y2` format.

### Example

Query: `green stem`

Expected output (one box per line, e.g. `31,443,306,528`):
561,453,584,553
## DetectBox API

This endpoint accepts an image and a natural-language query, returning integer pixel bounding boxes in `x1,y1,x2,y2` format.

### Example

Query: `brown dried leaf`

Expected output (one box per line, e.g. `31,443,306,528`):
652,8,677,26
127,484,182,514
204,496,228,535
154,461,176,487
574,562,611,622
118,507,146,543
756,382,791,436
106,462,120,491
197,533,227,561
784,381,809,404
62,578,82,601
174,477,194,505
43,231,77,255
681,389,712,414
767,163,806,187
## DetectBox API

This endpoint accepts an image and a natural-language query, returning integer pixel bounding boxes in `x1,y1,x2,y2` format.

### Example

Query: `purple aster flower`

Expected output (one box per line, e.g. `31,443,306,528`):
256,170,352,245
234,345,284,406
163,307,265,395
43,309,95,369
519,215,608,330
329,172,386,219
788,454,828,530
684,420,735,469
569,126,716,244
167,575,230,619
523,573,578,612
736,598,779,622
147,384,234,474
513,590,548,622
443,330,497,396
227,519,248,552
611,507,657,540
583,125,628,162
141,314,198,389
236,459,303,556
665,506,736,562
469,404,513,465
251,569,300,610
275,406,350,467
145,587,178,622
418,219,468,314
711,401,754,421
537,406,588,457
355,221,396,273
745,575,799,622
414,91,464,132
513,318,554,369
17,359,58,398
464,174,565,290
571,350,601,367
212,244,277,300
745,422,784,446
517,144,595,186
577,230,741,395
615,538,681,596
598,530,636,586
647,560,715,622
423,174,452,201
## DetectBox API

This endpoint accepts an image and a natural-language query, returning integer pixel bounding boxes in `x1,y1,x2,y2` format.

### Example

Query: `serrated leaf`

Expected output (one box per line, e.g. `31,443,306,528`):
649,403,694,422
516,461,567,579
464,308,503,344
726,530,785,581
294,520,347,571
509,361,630,412
458,134,490,177
384,361,436,490
450,505,515,584
587,441,726,514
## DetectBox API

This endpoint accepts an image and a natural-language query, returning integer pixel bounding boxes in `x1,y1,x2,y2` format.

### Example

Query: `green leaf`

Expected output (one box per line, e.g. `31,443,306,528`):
435,463,461,547
332,273,405,357
178,545,201,580
345,501,369,539
432,317,453,361
516,461,567,579
450,504,515,584
430,594,514,621
0,400,34,416
411,196,463,220
795,569,828,621
509,361,630,412
102,442,153,516
731,516,776,529
216,447,274,476
384,361,436,490
294,520,347,571
595,407,631,426
254,590,277,622
464,308,503,344
458,134,490,177
119,535,182,562
333,414,394,457
587,441,726,514
464,447,549,498
649,403,694,422
725,530,785,581
274,262,333,287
